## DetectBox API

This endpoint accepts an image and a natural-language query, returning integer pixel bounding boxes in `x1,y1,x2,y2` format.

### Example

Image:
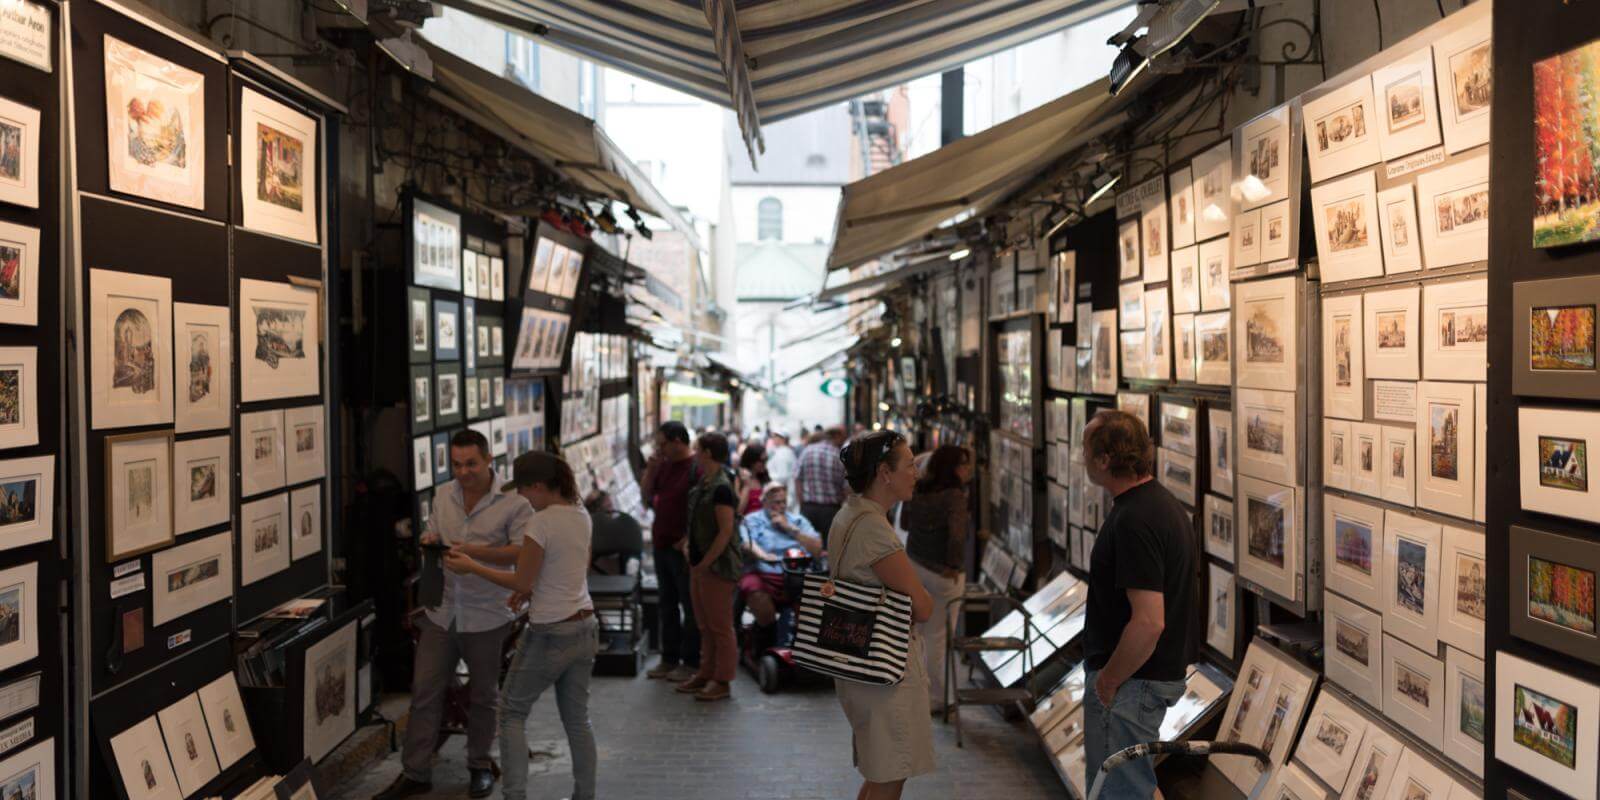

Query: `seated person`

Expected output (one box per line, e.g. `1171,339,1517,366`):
584,490,643,575
739,483,823,627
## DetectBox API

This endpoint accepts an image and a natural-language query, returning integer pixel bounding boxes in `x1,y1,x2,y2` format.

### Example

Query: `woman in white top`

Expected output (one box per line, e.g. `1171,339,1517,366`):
445,451,597,800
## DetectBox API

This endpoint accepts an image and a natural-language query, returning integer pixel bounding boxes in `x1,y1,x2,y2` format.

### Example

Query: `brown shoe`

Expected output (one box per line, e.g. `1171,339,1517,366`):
674,676,709,694
694,681,731,702
645,661,678,679
665,665,697,682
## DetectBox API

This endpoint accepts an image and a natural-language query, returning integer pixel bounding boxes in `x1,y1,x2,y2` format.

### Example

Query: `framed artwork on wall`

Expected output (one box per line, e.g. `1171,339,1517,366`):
150,529,231,626
0,220,39,325
430,431,450,485
239,86,319,245
1325,589,1384,710
1175,314,1197,383
1233,275,1298,391
1493,651,1599,800
172,302,230,433
1120,330,1146,382
1338,725,1401,800
1171,166,1196,250
1431,14,1491,154
1416,380,1475,518
1206,562,1235,658
1195,311,1230,386
407,287,430,363
1351,422,1382,499
0,96,40,209
1323,293,1365,420
1208,407,1232,497
1382,633,1445,750
1372,48,1443,161
290,482,321,561
1380,425,1414,508
103,35,205,209
1216,645,1279,785
1533,38,1600,249
1382,510,1441,649
1204,493,1234,563
434,365,462,428
1144,288,1170,380
1171,246,1200,314
1325,493,1384,610
0,455,50,553
240,278,320,402
239,409,285,498
283,404,325,485
1259,200,1292,264
1443,646,1485,778
1293,691,1369,793
1233,208,1262,267
1509,524,1600,666
1192,140,1233,241
1310,170,1384,282
1325,419,1351,491
461,250,478,299
198,672,255,770
1236,476,1300,603
1159,402,1197,456
1363,286,1419,380
0,741,52,800
1199,236,1231,311
1376,184,1423,275
463,298,476,373
105,431,173,562
1303,74,1381,183
90,269,172,430
239,492,289,585
110,716,182,800
1422,279,1488,381
172,435,228,534
410,365,431,432
0,561,33,674
1118,219,1141,280
1415,154,1490,269
433,297,460,362
1474,383,1485,523
1158,448,1196,507
1118,283,1144,330
1385,749,1456,800
491,255,505,301
1237,103,1293,210
1091,310,1118,394
1115,391,1150,432
411,436,430,490
303,621,357,763
1236,388,1296,485
1512,275,1600,399
157,693,220,796
412,198,460,290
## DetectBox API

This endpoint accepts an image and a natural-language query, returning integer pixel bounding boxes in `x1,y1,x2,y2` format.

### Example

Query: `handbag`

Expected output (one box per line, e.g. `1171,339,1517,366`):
792,512,915,686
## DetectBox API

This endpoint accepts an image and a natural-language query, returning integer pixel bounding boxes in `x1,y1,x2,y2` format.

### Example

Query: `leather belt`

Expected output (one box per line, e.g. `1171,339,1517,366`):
562,609,594,622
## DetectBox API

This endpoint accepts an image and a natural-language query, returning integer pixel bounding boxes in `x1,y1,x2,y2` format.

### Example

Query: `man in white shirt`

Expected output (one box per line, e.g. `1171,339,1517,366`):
765,432,797,494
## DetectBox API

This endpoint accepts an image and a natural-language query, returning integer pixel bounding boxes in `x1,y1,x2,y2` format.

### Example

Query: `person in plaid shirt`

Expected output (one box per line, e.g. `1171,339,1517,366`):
793,425,848,545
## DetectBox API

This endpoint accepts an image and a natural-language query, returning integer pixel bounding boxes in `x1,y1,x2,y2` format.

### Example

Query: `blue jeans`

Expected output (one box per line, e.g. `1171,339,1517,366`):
1083,670,1185,799
499,617,599,800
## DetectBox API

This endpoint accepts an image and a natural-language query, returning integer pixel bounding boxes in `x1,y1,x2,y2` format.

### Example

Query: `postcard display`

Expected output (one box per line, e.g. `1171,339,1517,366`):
65,2,338,795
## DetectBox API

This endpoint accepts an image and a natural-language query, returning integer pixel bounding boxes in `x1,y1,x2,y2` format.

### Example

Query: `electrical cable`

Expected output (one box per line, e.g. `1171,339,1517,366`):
1372,0,1384,50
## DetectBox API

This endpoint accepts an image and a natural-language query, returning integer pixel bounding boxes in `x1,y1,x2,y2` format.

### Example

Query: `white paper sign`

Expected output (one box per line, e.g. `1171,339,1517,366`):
0,674,39,723
0,1,51,73
0,716,32,757
108,572,145,599
1373,380,1418,422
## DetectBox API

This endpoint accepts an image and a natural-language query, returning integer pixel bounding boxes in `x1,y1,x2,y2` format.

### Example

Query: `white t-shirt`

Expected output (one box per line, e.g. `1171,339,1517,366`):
524,504,595,624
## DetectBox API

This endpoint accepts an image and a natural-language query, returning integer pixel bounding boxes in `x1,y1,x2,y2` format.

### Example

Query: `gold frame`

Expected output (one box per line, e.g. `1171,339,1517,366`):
104,430,176,562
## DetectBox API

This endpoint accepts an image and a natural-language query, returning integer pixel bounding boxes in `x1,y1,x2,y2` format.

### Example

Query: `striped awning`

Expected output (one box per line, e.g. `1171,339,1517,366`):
435,0,1133,161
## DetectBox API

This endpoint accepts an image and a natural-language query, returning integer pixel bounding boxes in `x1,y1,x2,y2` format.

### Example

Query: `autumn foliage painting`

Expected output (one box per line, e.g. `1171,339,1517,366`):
1534,39,1600,248
1528,554,1596,636
1531,304,1596,371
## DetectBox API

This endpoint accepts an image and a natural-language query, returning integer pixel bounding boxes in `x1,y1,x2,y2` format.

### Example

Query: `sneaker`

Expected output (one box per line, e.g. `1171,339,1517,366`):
694,681,731,702
372,774,432,800
665,665,698,682
645,661,679,679
674,676,709,694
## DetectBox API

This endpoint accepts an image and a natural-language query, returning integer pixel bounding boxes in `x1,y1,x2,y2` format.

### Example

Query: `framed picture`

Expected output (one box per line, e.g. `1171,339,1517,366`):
527,237,554,295
199,672,255,770
1420,280,1487,382
1170,166,1196,250
1171,246,1200,314
1383,510,1441,648
1236,476,1300,603
410,365,431,432
1236,388,1296,485
1118,283,1144,330
157,693,220,796
172,436,227,534
433,297,460,361
1116,391,1150,434
465,375,480,419
1363,285,1419,380
0,454,48,554
0,220,39,325
491,256,505,301
239,86,319,244
1193,140,1233,241
1199,236,1231,311
1415,155,1490,269
1494,651,1599,799
1326,419,1351,491
150,528,231,626
1443,646,1485,778
1351,422,1382,499
1233,208,1262,267
1338,724,1401,800
90,269,172,430
110,716,183,800
411,435,431,490
1384,749,1456,800
1141,190,1169,284
1159,402,1197,456
430,431,451,485
105,431,173,561
1118,219,1141,280
1325,590,1385,709
406,287,430,363
491,322,505,360
1195,311,1231,386
1431,13,1491,154
283,404,325,485
1323,293,1365,420
1535,38,1600,248
1144,288,1170,380
461,250,478,299
1090,310,1118,394
1305,75,1381,183
103,36,205,209
1206,562,1235,657
435,365,462,428
1204,493,1234,563
1510,524,1600,665
1158,448,1196,507
0,740,50,800
0,95,40,209
290,483,322,561
1208,407,1232,497
1373,48,1443,161
1382,633,1446,750
1259,200,1292,264
0,561,33,673
1325,493,1385,610
303,621,357,763
1222,646,1316,792
463,298,476,373
1512,276,1600,399
239,409,285,498
1237,103,1293,210
411,198,460,290
240,278,320,402
1233,275,1298,391
1416,380,1475,518
1311,170,1384,283
1376,185,1423,275
1474,383,1486,523
172,303,229,433
1380,425,1414,507
1293,690,1369,793
240,492,289,585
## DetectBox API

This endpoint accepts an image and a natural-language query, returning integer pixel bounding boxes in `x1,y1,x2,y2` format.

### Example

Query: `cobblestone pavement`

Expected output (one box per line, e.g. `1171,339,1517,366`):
326,667,1063,799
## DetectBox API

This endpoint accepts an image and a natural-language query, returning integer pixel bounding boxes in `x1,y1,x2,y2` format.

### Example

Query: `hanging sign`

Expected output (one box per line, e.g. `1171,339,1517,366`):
820,378,852,398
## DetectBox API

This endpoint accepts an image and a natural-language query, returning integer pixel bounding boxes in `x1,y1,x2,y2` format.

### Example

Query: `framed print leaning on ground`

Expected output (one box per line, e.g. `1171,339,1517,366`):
1236,476,1300,603
1382,510,1442,649
1325,590,1384,710
157,693,220,797
1494,651,1599,800
239,86,319,245
0,220,39,325
103,35,205,210
172,435,228,535
109,715,182,800
0,96,40,209
105,431,173,562
1381,633,1445,751
1438,524,1485,658
1324,493,1384,611
198,672,255,770
173,302,230,433
1518,405,1600,524
1233,275,1297,391
304,621,357,763
90,269,172,430
150,528,231,626
1512,275,1600,399
239,278,320,402
1509,524,1600,666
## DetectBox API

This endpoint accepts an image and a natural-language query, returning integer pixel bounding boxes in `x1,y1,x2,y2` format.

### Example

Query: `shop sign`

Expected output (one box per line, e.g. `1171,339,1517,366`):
820,378,851,398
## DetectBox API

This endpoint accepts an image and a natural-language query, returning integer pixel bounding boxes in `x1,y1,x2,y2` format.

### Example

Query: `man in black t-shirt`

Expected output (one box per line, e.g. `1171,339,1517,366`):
1080,409,1199,799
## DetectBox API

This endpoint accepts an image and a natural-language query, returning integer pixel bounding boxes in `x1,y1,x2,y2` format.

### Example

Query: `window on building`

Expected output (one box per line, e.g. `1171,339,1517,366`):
757,197,783,241
505,33,539,91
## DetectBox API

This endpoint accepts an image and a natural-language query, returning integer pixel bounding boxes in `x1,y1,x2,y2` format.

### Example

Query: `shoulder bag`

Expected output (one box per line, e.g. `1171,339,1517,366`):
792,512,915,686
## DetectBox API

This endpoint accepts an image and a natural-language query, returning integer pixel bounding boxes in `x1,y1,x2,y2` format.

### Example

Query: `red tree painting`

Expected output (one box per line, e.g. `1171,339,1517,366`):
1535,39,1600,248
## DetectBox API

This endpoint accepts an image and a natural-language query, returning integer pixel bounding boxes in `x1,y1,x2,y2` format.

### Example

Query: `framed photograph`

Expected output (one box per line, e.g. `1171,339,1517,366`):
1236,388,1295,485
1158,448,1196,507
1416,380,1475,518
431,431,451,485
1323,294,1365,420
1259,199,1293,264
1141,200,1169,285
1118,219,1141,280
172,303,230,433
1195,311,1231,386
110,715,183,800
1305,75,1381,183
239,86,318,244
172,436,227,534
1091,310,1119,394
1513,276,1600,399
150,527,230,626
1415,155,1490,269
303,621,357,763
1431,14,1491,154
240,492,289,586
290,483,322,561
1234,275,1298,391
1382,633,1446,750
1325,493,1385,610
1373,49,1443,161
1421,280,1488,383
1351,422,1382,499
240,278,320,402
103,36,205,209
1535,39,1600,247
410,364,431,432
1236,475,1300,603
411,435,431,490
1199,236,1231,311
491,322,505,360
1237,103,1293,210
1233,208,1262,267
239,409,285,498
406,287,430,363
1159,402,1197,456
1380,425,1414,507
1208,406,1232,497
0,561,32,673
105,431,173,562
199,672,255,770
1494,651,1599,799
1326,419,1351,491
433,297,460,361
1294,690,1369,793
158,693,220,796
461,250,478,299
435,365,462,428
411,198,460,290
491,256,505,301
1118,283,1144,330
1204,493,1234,563
1363,285,1419,380
1325,590,1385,710
1206,562,1235,658
1376,185,1423,275
0,454,47,557
1193,140,1233,241
1171,246,1200,314
284,404,325,485
1510,524,1600,665
1338,724,1402,800
1116,391,1150,433
1383,510,1442,647
1311,170,1384,283
1171,166,1196,250
1441,646,1485,777
1144,288,1170,380
90,269,172,430
0,220,39,325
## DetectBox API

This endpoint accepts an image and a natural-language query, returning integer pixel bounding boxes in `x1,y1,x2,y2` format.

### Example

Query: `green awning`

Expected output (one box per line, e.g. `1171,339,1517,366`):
665,382,730,408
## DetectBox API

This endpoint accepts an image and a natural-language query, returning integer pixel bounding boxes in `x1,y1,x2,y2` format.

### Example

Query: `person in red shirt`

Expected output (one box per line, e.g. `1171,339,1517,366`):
642,421,700,681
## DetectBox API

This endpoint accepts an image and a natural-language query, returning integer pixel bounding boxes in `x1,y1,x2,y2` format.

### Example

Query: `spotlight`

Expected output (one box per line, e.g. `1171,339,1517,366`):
878,402,890,411
1107,0,1222,96
948,248,971,261
1084,169,1121,208
890,337,903,348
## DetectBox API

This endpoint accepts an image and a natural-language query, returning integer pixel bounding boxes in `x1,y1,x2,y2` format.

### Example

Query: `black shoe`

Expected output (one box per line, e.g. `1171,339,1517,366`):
468,767,496,799
372,774,432,800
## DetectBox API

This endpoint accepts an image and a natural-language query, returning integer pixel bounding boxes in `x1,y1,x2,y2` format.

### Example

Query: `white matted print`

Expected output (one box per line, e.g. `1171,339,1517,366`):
1192,140,1233,241
1141,189,1169,284
283,404,325,485
150,528,231,626
240,86,318,244
290,483,322,561
1416,380,1475,519
1236,476,1300,603
1259,200,1292,264
1351,422,1383,500
1234,275,1298,391
1383,510,1442,649
1382,634,1446,751
239,409,285,498
1144,288,1170,380
413,199,460,291
1055,251,1076,323
110,715,182,800
1233,207,1262,267
1340,726,1402,800
0,455,47,554
1160,402,1198,456
1416,155,1489,269
106,431,172,562
1090,310,1118,394
304,621,357,763
1326,590,1385,710
1175,313,1197,383
90,269,171,429
0,561,34,672
1170,166,1196,250
1443,646,1485,778
172,436,227,534
0,220,39,324
1305,75,1381,183
1381,425,1415,508
0,93,40,210
1323,293,1365,420
1236,388,1295,485
1195,311,1231,386
1363,286,1419,380
240,278,320,402
1494,651,1598,800
1432,14,1491,154
1326,419,1352,491
1382,745,1453,800
1118,282,1144,330
1118,219,1141,280
199,672,255,770
411,435,431,490
240,492,289,586
103,36,205,210
1238,104,1292,210
0,740,54,800
1158,448,1196,507
1121,331,1146,381
1439,525,1484,659
1204,493,1234,563
1422,279,1487,381
1376,184,1423,275
173,303,229,432
1473,383,1485,522
1208,407,1232,498
1518,405,1600,524
1373,48,1443,161
1325,493,1385,610
1311,170,1384,282
1171,246,1200,314
157,693,219,797
1206,562,1235,657
1199,236,1231,311
1294,690,1369,793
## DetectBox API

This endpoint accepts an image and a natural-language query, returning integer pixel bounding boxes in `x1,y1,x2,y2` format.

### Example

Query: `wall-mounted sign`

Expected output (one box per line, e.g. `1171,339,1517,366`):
820,378,851,398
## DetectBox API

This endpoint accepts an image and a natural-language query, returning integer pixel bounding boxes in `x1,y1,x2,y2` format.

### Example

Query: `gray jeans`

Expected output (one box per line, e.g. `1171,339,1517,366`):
500,616,599,800
403,616,511,780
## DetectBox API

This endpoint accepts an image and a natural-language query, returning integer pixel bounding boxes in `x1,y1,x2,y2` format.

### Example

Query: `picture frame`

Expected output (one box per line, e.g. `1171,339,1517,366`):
431,431,451,485
240,278,320,402
103,35,205,210
1311,170,1384,283
1193,140,1233,241
0,454,47,558
90,269,172,430
1158,448,1196,507
1176,314,1197,382
172,436,228,535
1415,380,1475,518
1144,288,1170,380
1382,633,1446,750
171,303,231,433
1236,475,1300,604
1216,645,1279,784
1141,188,1169,284
1325,589,1385,710
411,435,431,490
1233,275,1298,391
1204,493,1234,563
1208,406,1232,497
1323,293,1365,420
0,740,51,800
1159,401,1198,456
411,198,461,290
1294,690,1369,793
1195,311,1231,386
1383,510,1441,648
407,287,430,363
433,297,460,362
1373,48,1443,161
1325,419,1352,491
240,492,290,586
1198,236,1231,311
283,404,326,485
1091,310,1118,394
1077,304,1094,349
1237,103,1293,211
157,693,220,796
150,527,231,626
1325,493,1385,610
1259,199,1293,264
1338,724,1402,800
198,672,255,770
491,256,505,301
1384,748,1455,800
1363,285,1419,380
1233,208,1262,267
1380,425,1414,507
105,431,173,562
1118,283,1144,330
303,621,357,763
410,364,431,432
462,249,478,299
1305,74,1382,183
1118,219,1141,280
1170,166,1196,250
0,561,33,673
1443,646,1485,778
463,298,477,373
1494,651,1599,799
1431,13,1491,154
1415,155,1490,269
1534,38,1600,249
527,237,554,295
1351,422,1382,499
0,95,40,209
1474,383,1485,523
434,364,462,428
1376,185,1423,275
239,86,319,245
110,715,183,800
1510,524,1600,665
1236,388,1296,485
1421,279,1487,382
239,409,285,498
0,220,40,325
290,482,322,561
1206,562,1235,658
1512,275,1600,399
1171,246,1200,314
1220,644,1317,792
490,416,507,457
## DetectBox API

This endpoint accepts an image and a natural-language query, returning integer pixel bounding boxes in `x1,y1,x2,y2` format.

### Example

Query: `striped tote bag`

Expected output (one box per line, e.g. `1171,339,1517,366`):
792,516,914,686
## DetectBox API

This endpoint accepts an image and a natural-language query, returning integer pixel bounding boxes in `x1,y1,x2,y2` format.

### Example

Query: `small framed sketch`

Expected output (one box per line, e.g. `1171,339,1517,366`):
0,220,39,325
1293,690,1369,793
1380,425,1414,507
150,528,231,626
0,96,40,208
1193,140,1233,241
1351,422,1382,499
1144,288,1171,380
105,431,173,562
1416,380,1475,518
283,404,326,485
239,86,319,245
1431,13,1491,154
410,365,431,433
1206,562,1235,658
1310,170,1384,283
110,715,183,800
407,287,430,363
199,672,256,770
412,198,461,290
1339,725,1402,800
1325,590,1385,710
1118,283,1144,330
1325,493,1385,610
1376,185,1422,275
1383,510,1442,648
1175,314,1197,383
1512,276,1600,399
1171,246,1200,314
1116,391,1150,432
1237,103,1293,210
1236,388,1296,485
1382,633,1445,750
1304,74,1381,183
1422,279,1487,381
1363,285,1419,380
1259,200,1292,264
1323,293,1365,420
1415,155,1490,269
1141,200,1169,285
411,435,431,490
461,250,478,299
1510,524,1600,665
430,431,451,485
1091,310,1118,394
0,741,51,800
463,298,477,373
435,365,462,428
1119,331,1146,381
1385,749,1456,800
1373,48,1442,161
1494,651,1599,800
239,409,285,498
173,303,230,433
1204,493,1234,563
1159,402,1197,456
1208,407,1232,497
1325,419,1352,491
1199,236,1231,311
290,483,322,561
0,455,50,552
173,436,228,534
433,297,460,361
1171,166,1196,250
90,269,172,430
1195,311,1230,386
240,492,290,585
1158,448,1196,507
1233,208,1262,267
240,278,320,402
491,256,505,301
103,36,205,209
1443,646,1485,778
1118,219,1141,280
1233,275,1298,391
1236,476,1300,603
158,693,220,796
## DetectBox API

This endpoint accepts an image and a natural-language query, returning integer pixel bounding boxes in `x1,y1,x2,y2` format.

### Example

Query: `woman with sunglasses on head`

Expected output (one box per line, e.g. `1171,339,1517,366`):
830,430,936,800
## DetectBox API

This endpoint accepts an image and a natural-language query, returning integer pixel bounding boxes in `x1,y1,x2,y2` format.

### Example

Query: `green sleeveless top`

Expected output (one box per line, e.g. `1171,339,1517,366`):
686,468,743,581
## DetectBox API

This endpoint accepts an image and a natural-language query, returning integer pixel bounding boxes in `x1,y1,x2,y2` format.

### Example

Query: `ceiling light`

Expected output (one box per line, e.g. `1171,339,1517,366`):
1084,171,1121,208
948,248,971,261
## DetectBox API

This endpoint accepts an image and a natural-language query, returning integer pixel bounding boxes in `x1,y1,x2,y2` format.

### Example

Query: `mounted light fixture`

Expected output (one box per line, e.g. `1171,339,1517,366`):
878,402,891,412
1107,0,1222,96
1084,168,1122,209
948,248,971,262
890,336,903,348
